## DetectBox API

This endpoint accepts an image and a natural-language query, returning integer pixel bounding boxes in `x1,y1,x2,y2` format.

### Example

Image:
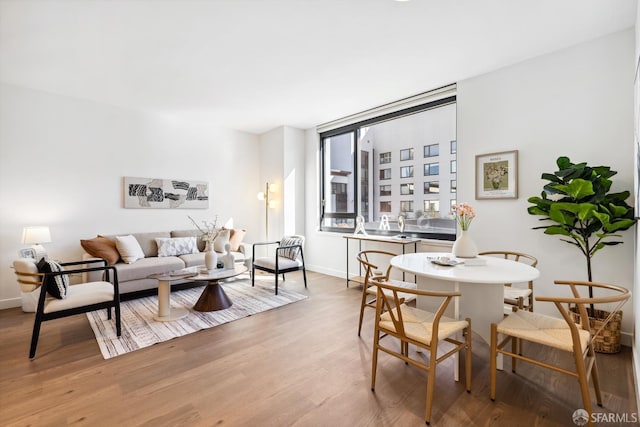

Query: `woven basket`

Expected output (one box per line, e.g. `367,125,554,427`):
570,307,623,354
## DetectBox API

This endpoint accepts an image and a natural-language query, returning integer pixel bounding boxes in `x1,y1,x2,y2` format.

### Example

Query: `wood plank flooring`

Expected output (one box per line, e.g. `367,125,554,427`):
0,271,637,426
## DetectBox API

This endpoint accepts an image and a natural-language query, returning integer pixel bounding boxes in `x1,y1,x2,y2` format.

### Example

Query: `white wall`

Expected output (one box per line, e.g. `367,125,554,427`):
305,29,636,338
258,127,285,241
458,29,635,336
0,83,261,308
283,126,306,236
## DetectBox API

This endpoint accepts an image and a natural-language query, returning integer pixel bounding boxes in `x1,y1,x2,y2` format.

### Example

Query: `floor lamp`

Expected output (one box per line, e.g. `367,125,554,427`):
257,182,275,240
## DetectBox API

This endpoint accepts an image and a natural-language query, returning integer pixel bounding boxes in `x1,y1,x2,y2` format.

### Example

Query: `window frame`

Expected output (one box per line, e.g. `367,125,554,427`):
400,148,414,161
423,144,439,158
400,165,414,179
318,95,456,240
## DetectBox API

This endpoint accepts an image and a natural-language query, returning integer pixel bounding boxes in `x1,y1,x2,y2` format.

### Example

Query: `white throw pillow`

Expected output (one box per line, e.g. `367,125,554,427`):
115,235,145,264
156,237,199,257
213,229,230,253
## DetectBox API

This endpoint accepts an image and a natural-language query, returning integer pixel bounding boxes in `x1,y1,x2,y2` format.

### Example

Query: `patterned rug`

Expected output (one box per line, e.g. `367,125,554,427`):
86,278,307,359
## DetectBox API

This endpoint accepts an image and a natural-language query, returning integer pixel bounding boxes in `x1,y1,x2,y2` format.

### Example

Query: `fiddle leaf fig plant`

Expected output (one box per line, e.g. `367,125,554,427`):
527,156,636,301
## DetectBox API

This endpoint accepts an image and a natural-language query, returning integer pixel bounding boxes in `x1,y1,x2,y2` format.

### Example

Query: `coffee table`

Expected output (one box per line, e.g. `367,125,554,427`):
148,268,199,322
188,265,248,312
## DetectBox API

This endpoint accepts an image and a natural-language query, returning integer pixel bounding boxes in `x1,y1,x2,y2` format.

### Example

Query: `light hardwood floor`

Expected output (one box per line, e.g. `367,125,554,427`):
0,271,637,426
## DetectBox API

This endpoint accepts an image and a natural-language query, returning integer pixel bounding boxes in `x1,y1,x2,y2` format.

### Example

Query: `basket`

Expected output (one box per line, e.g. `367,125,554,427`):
570,307,623,354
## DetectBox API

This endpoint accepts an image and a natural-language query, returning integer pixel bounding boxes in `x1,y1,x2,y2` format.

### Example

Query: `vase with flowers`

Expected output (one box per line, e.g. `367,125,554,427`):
189,215,221,270
451,202,478,258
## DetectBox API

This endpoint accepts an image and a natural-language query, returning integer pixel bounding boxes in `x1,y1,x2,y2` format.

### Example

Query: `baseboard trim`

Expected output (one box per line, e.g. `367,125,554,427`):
0,297,22,310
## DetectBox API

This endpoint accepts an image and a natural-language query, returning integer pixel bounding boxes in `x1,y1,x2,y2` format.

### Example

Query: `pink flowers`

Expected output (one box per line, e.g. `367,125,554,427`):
452,202,475,231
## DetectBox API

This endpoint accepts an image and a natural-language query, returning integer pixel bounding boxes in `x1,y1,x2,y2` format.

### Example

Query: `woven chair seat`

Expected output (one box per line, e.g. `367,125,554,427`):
497,310,589,353
380,304,468,346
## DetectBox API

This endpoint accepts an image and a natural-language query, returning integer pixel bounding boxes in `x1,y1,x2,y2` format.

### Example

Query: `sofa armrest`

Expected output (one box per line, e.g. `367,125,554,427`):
82,252,106,282
238,242,251,257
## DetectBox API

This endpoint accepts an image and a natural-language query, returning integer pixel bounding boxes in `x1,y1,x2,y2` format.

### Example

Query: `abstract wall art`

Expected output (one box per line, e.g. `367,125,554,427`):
123,177,209,209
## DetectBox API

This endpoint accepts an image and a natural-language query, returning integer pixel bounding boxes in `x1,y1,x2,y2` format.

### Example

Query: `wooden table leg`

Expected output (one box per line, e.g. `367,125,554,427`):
193,280,233,312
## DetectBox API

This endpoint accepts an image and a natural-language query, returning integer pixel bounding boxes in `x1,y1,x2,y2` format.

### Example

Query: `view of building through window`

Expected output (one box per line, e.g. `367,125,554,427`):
321,100,457,239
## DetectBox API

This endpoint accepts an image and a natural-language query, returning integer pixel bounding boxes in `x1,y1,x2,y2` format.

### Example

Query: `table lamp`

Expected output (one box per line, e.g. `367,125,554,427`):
22,226,51,260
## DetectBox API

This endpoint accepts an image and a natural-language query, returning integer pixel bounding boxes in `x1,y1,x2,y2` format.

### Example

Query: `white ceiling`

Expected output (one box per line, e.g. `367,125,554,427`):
0,0,636,134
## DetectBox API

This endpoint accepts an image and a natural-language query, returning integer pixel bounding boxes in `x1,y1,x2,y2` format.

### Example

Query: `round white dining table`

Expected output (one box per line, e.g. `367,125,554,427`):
390,252,540,377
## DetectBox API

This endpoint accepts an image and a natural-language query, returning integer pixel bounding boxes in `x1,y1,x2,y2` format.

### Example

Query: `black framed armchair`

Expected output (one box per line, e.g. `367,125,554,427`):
251,235,307,295
13,258,121,359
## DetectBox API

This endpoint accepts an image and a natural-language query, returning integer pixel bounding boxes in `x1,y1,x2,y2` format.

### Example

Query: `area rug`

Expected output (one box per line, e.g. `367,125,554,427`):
86,279,307,359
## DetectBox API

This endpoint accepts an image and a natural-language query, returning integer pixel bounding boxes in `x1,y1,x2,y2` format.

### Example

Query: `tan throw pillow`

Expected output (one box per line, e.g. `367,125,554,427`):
229,229,246,252
213,229,230,253
115,235,145,264
80,236,120,265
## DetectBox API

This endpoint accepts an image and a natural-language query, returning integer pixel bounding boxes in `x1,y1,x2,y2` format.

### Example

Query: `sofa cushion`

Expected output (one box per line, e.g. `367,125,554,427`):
229,229,246,252
114,256,185,282
131,231,171,257
115,235,146,264
156,237,199,257
80,236,120,265
178,253,206,268
171,229,205,252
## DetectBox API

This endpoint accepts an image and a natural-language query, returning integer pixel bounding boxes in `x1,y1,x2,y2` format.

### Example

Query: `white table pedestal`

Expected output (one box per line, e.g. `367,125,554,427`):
153,279,189,322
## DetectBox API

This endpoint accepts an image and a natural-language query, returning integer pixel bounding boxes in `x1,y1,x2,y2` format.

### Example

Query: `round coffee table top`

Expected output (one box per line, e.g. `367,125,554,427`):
189,264,248,281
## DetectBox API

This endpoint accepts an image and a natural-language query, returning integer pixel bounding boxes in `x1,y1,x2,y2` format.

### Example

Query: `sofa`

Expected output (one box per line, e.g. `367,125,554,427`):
81,228,250,296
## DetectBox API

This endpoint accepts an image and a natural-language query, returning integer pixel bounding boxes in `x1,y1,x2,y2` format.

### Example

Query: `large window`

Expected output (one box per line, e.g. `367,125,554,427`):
319,94,457,239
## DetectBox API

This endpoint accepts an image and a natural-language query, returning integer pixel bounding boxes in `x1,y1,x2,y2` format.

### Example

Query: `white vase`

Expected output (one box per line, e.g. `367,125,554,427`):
205,249,218,270
452,230,478,258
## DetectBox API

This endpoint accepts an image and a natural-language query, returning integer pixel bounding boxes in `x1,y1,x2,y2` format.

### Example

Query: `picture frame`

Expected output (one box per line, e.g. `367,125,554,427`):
123,176,209,209
475,150,518,200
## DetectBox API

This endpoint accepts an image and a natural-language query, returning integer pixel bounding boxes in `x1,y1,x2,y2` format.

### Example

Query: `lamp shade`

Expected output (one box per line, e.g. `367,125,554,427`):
22,226,51,244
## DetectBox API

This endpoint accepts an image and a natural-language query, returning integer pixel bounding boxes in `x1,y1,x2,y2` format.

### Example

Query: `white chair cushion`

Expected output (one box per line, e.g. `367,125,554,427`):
43,281,114,314
497,310,590,353
380,304,468,346
254,256,302,270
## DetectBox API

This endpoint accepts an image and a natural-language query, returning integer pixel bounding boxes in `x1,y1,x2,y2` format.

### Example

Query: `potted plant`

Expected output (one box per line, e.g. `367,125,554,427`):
527,156,637,353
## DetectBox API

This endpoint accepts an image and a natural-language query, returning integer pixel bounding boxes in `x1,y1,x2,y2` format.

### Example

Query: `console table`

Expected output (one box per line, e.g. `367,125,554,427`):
343,234,419,287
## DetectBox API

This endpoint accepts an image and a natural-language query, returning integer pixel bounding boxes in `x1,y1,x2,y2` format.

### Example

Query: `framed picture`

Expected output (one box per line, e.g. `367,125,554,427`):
475,150,518,199
123,176,209,209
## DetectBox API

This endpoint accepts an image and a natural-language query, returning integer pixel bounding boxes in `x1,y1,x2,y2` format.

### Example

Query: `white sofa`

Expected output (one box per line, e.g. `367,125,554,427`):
82,229,250,296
